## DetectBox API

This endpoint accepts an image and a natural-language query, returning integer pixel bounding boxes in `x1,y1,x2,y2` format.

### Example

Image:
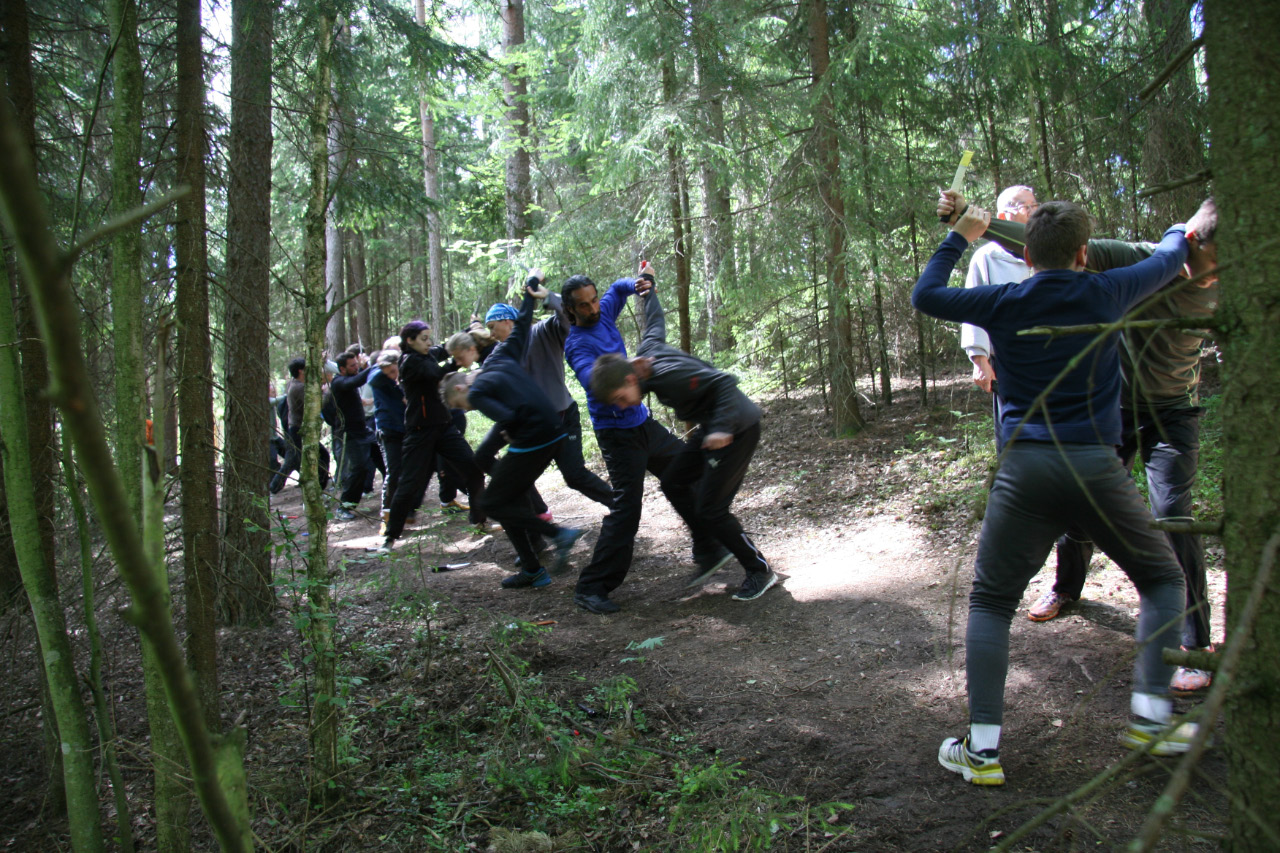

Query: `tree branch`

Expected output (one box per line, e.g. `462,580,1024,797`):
1136,168,1213,200
67,188,189,265
1137,36,1205,103
1017,315,1219,339
1150,519,1222,536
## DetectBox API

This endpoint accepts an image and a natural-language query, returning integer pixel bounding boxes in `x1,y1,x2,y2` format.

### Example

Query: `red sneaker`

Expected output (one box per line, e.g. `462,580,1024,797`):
1028,591,1074,622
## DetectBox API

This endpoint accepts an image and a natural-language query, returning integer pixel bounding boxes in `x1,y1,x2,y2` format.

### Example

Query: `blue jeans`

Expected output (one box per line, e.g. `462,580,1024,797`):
968,442,1184,725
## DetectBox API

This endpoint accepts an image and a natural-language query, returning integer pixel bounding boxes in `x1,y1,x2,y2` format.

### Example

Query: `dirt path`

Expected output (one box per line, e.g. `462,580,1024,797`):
315,380,1227,851
0,377,1227,850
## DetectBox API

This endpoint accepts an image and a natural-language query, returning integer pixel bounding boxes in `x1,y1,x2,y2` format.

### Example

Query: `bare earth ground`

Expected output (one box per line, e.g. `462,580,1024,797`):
0,372,1227,851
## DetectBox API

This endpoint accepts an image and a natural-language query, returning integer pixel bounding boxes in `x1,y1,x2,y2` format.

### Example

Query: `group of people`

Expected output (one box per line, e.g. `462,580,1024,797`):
269,262,777,612
921,186,1219,786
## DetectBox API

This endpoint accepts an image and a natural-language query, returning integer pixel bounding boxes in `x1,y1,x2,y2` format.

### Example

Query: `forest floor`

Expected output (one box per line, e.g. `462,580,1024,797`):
1,370,1228,852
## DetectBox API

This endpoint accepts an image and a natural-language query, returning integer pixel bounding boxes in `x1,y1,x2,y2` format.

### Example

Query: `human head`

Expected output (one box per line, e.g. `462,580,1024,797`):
323,360,338,382
399,320,432,354
562,275,600,326
287,356,306,379
484,303,518,341
1184,198,1218,286
376,349,399,379
335,352,359,375
996,185,1038,224
1024,201,1091,271
446,332,480,368
589,353,644,408
345,342,364,356
441,371,474,411
382,335,402,352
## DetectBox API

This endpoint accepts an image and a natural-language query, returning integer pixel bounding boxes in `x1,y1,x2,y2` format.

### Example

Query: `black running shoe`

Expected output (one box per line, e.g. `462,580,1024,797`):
731,570,778,601
574,593,620,614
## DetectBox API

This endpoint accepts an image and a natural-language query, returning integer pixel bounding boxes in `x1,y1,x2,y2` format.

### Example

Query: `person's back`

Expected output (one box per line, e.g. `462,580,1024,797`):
470,291,564,450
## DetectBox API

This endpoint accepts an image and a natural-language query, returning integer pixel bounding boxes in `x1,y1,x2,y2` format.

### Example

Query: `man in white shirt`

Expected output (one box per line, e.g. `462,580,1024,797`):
960,184,1038,452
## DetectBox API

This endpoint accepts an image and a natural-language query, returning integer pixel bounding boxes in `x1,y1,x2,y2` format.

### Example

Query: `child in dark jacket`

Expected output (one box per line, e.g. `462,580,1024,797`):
445,273,585,588
589,284,776,602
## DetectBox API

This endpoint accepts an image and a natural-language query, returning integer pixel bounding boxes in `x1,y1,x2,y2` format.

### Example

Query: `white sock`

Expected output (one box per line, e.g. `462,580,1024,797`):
968,723,1002,753
1131,692,1173,725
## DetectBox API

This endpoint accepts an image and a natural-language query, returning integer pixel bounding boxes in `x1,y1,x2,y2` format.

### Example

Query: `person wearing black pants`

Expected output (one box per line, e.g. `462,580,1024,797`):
270,357,331,493
590,282,775,602
329,352,378,519
374,320,486,552
444,275,586,585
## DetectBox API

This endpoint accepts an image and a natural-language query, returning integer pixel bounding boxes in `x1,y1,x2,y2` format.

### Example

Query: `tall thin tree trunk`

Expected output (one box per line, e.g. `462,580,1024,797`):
176,0,220,730
346,230,371,346
302,10,341,805
1205,5,1280,849
691,0,733,355
806,0,862,434
416,0,446,331
501,0,531,257
0,264,103,853
108,0,145,518
1140,0,1205,227
2,0,64,808
220,0,276,625
662,55,692,353
857,100,892,406
900,97,927,405
325,104,345,356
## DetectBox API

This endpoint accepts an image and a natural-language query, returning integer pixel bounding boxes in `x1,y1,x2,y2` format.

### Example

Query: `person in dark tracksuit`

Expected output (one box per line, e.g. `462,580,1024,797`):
590,286,777,602
372,321,487,554
368,350,406,533
563,262,717,615
328,352,379,520
445,273,587,588
270,356,331,493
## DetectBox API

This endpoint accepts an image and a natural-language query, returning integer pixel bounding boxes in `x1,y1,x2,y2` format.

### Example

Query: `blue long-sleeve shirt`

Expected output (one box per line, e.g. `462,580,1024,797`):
911,226,1188,446
564,278,650,430
368,369,406,435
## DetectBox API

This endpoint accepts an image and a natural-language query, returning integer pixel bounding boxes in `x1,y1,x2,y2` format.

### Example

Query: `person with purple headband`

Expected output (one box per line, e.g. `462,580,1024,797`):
372,320,487,554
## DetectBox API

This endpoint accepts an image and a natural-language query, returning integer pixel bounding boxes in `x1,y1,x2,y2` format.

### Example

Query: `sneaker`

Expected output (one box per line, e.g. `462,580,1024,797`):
378,510,389,537
574,593,620,614
501,567,551,589
472,520,501,535
366,539,393,555
549,527,586,574
333,507,357,521
441,499,469,514
686,546,734,588
1170,667,1212,695
1028,590,1074,622
1121,719,1201,756
536,510,554,523
938,737,1005,786
732,570,778,601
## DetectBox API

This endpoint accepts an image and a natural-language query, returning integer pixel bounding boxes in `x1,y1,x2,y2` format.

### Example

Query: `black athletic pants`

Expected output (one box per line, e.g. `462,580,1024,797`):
574,416,713,597
385,423,485,541
662,422,769,575
270,426,330,493
482,439,566,570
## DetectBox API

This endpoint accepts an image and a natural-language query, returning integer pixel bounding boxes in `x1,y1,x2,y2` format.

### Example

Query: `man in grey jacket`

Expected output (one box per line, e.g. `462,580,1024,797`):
590,286,776,602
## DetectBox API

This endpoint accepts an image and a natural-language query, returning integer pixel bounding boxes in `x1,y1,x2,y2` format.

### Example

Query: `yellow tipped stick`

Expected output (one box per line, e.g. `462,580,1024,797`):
949,149,974,193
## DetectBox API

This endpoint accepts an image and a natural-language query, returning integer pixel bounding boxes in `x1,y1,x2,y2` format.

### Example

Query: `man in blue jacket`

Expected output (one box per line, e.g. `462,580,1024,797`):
912,200,1193,786
562,262,715,614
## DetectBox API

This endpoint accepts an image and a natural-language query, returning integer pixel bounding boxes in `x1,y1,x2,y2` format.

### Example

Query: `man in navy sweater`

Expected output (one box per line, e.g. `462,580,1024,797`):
445,273,586,588
912,200,1193,786
562,262,715,614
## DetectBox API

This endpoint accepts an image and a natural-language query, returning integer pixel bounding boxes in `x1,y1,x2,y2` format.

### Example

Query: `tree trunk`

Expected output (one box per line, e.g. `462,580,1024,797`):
108,0,145,519
175,0,220,731
900,97,927,406
501,0,531,254
0,262,104,853
302,10,341,805
325,103,345,357
346,230,371,347
857,99,892,406
1140,0,1205,227
1205,4,1280,848
691,0,734,355
0,458,20,607
2,0,65,808
662,55,693,354
806,0,863,434
416,0,447,331
220,0,275,626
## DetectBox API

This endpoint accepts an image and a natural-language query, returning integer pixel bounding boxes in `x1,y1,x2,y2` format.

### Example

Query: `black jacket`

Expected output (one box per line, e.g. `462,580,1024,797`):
637,292,761,435
399,345,453,430
469,293,565,450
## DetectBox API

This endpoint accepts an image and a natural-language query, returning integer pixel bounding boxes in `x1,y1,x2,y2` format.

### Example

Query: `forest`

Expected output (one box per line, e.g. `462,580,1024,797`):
0,0,1277,850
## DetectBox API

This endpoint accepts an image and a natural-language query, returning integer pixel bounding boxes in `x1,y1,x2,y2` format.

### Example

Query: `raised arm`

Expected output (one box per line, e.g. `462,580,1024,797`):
639,290,668,353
